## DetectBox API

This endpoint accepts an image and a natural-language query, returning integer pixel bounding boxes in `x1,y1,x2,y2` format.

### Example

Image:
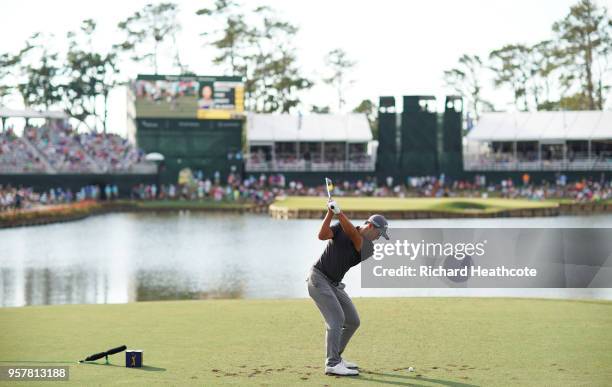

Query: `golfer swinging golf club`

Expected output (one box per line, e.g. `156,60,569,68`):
307,179,389,376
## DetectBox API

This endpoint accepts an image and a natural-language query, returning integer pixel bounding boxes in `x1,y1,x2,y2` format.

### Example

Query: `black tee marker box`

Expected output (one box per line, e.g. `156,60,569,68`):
126,350,143,368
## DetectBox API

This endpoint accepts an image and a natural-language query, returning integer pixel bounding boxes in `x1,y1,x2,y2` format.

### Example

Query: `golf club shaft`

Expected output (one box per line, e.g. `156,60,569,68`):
325,178,333,200
83,351,106,362
106,345,127,356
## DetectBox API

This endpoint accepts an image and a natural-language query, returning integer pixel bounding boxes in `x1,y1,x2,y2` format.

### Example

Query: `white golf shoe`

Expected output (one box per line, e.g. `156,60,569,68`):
325,362,359,376
341,358,358,369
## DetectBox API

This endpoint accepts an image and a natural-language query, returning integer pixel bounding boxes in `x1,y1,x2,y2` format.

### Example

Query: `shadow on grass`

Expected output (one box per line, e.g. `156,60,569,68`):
0,360,75,364
137,365,166,372
79,362,166,372
358,370,479,387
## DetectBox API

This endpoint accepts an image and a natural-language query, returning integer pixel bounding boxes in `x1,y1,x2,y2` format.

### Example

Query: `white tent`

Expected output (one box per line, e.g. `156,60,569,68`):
247,113,372,145
467,111,612,142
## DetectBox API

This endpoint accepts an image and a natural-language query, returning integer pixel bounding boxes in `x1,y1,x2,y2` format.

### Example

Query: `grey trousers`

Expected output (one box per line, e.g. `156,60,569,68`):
307,266,360,367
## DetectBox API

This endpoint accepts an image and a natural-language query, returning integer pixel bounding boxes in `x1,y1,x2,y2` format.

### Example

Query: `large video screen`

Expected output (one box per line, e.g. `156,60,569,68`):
132,74,244,119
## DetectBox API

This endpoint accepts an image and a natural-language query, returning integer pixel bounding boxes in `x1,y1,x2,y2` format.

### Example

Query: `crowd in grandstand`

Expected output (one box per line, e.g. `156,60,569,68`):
0,121,149,174
24,123,99,173
0,128,47,173
79,131,145,172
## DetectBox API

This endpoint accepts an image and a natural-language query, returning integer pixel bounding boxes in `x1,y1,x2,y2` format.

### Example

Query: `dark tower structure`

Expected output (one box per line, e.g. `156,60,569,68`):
439,96,464,176
376,96,398,174
400,96,438,176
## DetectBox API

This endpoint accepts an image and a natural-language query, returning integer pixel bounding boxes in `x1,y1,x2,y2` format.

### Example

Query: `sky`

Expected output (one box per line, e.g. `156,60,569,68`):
1,0,611,136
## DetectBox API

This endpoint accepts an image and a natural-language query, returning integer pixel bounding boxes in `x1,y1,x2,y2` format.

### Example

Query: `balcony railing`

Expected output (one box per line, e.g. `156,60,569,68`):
0,162,158,175
245,157,375,172
464,155,612,171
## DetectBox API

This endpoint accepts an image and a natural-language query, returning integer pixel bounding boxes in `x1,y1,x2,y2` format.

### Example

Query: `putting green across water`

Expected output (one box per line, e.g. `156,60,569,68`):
1,298,611,386
272,196,559,214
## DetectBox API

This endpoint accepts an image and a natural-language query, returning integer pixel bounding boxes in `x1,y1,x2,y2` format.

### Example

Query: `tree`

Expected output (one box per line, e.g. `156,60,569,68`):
529,40,561,110
63,19,119,132
310,105,330,113
489,45,533,111
323,48,356,111
248,7,313,113
0,49,28,106
255,53,312,113
115,2,182,74
17,33,62,110
558,92,593,110
489,42,562,111
553,0,611,110
197,0,250,75
200,3,312,113
444,54,490,119
352,99,378,139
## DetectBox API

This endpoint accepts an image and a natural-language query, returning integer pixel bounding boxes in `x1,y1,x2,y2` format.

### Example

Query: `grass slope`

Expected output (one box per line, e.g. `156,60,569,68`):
1,298,611,386
271,196,558,214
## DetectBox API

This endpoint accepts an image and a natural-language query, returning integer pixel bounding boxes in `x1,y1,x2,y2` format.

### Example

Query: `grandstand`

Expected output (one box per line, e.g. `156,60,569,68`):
0,129,48,173
245,113,375,172
79,131,147,173
25,124,101,173
465,111,612,171
6,102,612,187
0,108,155,175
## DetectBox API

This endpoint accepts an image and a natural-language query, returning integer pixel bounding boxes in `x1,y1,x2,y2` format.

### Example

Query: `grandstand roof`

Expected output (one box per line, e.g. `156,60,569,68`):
467,111,612,142
247,113,373,144
0,107,68,120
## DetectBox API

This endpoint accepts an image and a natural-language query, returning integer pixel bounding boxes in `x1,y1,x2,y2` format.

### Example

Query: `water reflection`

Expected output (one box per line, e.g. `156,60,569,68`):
1,266,112,305
1,212,612,306
0,265,248,306
134,269,246,301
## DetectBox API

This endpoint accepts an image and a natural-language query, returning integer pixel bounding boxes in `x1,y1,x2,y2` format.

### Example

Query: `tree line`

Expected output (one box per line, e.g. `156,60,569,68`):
445,0,611,120
0,0,366,133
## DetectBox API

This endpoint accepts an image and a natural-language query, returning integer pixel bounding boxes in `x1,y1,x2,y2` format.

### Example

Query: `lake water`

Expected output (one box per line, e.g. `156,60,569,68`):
1,212,611,307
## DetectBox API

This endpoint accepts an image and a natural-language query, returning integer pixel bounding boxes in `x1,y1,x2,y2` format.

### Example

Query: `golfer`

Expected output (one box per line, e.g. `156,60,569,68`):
307,199,389,376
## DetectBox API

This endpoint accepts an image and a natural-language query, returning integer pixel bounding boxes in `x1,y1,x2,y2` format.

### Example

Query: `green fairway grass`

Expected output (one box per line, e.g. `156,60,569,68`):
1,298,611,386
271,196,559,214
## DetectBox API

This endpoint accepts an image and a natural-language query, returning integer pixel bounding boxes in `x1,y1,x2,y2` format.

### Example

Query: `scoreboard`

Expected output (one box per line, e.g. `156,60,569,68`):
130,74,245,183
132,74,245,120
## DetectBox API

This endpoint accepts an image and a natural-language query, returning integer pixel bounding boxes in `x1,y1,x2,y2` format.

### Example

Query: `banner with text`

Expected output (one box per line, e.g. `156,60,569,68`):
361,228,612,288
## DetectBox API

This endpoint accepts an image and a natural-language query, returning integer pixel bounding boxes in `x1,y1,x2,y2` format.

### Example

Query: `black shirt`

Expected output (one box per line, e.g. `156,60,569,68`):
314,222,374,283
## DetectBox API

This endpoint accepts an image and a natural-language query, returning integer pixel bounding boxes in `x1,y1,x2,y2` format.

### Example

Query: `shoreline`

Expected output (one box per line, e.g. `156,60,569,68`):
269,197,612,219
0,200,267,229
1,198,612,229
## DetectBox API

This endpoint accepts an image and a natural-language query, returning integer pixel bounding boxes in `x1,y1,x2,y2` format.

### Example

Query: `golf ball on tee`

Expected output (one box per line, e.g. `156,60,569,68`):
408,367,415,372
